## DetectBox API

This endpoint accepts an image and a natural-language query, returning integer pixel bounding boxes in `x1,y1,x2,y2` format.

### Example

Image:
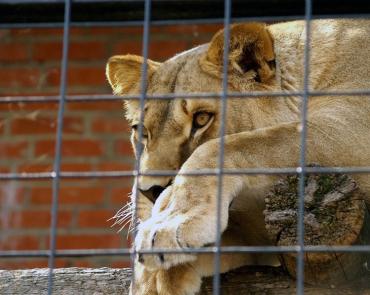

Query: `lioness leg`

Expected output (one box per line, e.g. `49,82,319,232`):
135,122,297,271
130,261,201,295
135,118,369,269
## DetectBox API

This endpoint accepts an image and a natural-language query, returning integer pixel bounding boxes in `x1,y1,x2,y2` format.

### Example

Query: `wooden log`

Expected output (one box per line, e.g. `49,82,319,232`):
264,171,370,285
0,268,131,295
1,266,369,295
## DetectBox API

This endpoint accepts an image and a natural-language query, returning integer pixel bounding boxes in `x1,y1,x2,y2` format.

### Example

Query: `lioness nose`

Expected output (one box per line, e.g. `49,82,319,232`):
139,185,166,203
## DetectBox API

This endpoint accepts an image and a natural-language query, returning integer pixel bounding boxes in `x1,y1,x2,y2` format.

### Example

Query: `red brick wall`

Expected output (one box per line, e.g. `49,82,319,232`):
0,24,221,269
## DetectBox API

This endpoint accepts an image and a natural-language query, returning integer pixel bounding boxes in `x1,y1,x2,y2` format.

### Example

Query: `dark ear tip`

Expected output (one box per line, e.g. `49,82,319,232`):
202,22,276,82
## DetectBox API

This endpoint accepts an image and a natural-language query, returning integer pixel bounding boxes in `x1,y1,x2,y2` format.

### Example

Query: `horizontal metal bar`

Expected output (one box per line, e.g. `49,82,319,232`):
0,166,369,181
1,245,370,259
1,89,370,104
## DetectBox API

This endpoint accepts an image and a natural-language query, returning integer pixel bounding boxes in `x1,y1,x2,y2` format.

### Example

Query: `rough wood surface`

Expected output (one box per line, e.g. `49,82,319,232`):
1,266,370,295
0,267,131,295
264,172,370,284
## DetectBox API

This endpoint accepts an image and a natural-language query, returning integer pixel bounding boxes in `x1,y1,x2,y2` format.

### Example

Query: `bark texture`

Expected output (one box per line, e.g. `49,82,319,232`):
264,171,370,284
0,267,131,295
1,266,370,295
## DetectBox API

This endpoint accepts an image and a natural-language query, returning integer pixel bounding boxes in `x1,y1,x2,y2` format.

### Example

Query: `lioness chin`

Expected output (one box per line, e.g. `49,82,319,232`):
106,19,370,295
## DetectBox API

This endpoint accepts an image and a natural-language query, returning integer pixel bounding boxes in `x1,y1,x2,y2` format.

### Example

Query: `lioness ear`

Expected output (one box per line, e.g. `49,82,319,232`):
200,23,275,83
106,54,161,95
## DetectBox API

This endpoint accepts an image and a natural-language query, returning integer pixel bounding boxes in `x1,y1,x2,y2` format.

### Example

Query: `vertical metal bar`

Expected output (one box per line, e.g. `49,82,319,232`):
213,0,231,294
297,0,312,293
47,0,71,294
131,0,151,292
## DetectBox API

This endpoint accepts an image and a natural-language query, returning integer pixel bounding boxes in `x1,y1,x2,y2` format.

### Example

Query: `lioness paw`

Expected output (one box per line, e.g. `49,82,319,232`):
135,212,197,270
134,183,223,270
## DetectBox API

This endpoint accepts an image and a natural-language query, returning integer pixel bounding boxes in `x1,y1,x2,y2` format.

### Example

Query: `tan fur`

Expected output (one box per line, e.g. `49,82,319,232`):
107,20,370,294
106,54,160,95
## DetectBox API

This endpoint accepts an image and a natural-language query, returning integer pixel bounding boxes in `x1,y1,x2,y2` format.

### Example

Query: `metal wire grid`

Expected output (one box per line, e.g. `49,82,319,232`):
0,0,370,294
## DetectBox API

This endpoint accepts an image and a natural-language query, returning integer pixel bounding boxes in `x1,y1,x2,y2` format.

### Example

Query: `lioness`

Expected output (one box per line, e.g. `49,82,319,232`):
106,19,370,295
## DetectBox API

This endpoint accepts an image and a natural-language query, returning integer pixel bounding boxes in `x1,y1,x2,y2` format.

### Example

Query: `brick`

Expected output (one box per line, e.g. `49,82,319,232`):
69,42,106,60
29,187,52,204
113,35,215,61
111,187,131,204
61,163,92,171
33,41,105,61
22,28,88,39
110,260,131,268
0,68,40,88
0,43,28,61
0,259,69,270
11,117,83,134
161,24,199,34
18,163,92,173
0,141,28,158
44,67,61,87
30,187,104,205
91,118,129,133
35,139,103,157
163,24,221,34
114,40,188,60
97,163,132,171
68,66,107,86
11,117,55,134
0,103,15,111
0,30,9,40
0,102,59,112
0,167,10,173
0,119,4,134
113,40,188,60
46,66,106,87
77,210,115,227
17,164,52,173
0,187,25,205
90,26,143,35
0,259,47,270
67,101,121,111
69,27,92,36
0,235,39,250
10,28,61,37
115,139,133,156
32,42,62,61
150,40,188,60
56,234,122,249
3,210,72,228
15,27,85,36
112,40,142,56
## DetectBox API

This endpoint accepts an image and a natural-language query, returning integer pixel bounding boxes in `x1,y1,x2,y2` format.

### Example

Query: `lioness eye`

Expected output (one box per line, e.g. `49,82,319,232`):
131,124,148,139
193,112,212,129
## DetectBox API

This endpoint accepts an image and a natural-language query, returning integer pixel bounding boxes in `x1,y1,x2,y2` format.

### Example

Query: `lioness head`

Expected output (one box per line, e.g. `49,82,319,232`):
106,23,276,220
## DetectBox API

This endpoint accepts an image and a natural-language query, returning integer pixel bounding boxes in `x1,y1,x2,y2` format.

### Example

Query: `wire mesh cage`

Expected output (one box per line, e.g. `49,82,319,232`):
1,0,370,294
